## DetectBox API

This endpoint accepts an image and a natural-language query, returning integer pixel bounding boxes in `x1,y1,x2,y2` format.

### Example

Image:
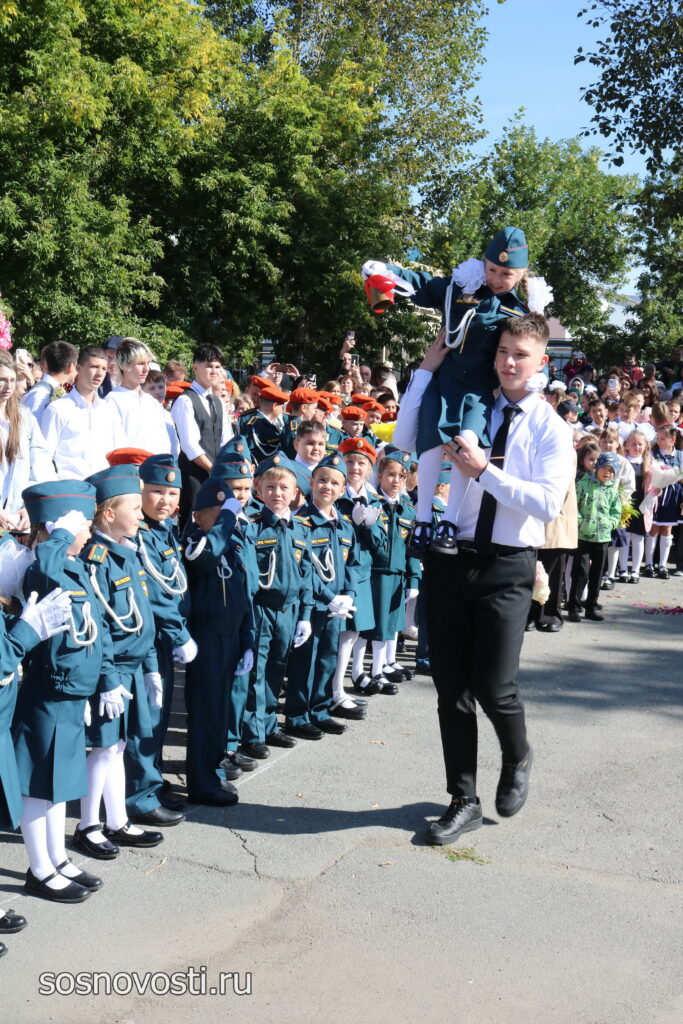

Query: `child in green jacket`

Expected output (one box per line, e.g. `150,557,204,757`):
568,453,622,622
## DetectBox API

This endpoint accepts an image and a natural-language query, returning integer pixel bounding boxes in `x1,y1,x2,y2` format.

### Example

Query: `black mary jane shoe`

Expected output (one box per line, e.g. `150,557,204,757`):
408,521,433,557
24,869,90,904
330,702,366,721
55,859,103,892
102,822,164,848
351,673,373,694
0,910,27,934
72,824,119,860
430,521,459,554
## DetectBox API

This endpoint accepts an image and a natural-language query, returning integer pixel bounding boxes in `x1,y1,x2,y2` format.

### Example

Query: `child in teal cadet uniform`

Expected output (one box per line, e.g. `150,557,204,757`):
128,453,195,825
240,454,313,759
12,481,113,904
75,464,164,858
329,437,386,714
283,453,362,739
363,227,553,554
358,450,421,695
182,478,253,805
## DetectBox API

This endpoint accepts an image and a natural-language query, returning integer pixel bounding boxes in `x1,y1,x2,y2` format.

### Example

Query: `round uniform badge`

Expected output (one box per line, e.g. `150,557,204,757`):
499,251,509,263
236,444,244,452
166,471,176,482
217,491,225,502
332,456,339,465
139,479,144,490
240,465,248,475
356,440,363,449
273,455,281,464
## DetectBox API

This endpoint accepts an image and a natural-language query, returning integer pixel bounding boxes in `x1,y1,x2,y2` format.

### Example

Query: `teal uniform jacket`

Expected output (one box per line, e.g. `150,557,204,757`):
232,513,259,597
388,262,529,453
85,533,158,748
241,410,292,465
285,502,362,726
12,528,117,804
183,508,255,793
281,417,301,459
1,610,44,828
364,495,421,641
242,507,314,744
126,516,191,813
325,424,345,455
336,488,387,633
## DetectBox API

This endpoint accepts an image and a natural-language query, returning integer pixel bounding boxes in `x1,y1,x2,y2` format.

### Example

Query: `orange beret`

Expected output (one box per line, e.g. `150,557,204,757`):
289,387,320,405
351,393,372,407
361,398,384,413
381,410,397,422
250,375,270,390
321,392,343,407
317,396,335,414
340,405,367,421
339,437,376,463
165,380,192,400
259,384,289,403
106,447,154,467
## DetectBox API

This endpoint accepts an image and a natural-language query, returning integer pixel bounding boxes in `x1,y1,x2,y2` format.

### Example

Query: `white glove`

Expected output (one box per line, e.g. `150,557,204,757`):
144,672,163,708
235,649,254,675
46,511,90,537
363,506,380,526
0,542,34,600
172,637,198,664
221,496,242,516
20,588,71,641
0,674,14,688
83,701,92,727
328,594,357,619
292,621,312,648
98,684,133,720
362,259,388,280
406,588,419,601
351,502,366,525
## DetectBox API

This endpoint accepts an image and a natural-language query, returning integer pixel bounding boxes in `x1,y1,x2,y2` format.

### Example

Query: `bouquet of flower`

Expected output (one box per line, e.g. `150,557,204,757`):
639,463,683,531
532,561,550,605
619,495,639,529
0,311,12,351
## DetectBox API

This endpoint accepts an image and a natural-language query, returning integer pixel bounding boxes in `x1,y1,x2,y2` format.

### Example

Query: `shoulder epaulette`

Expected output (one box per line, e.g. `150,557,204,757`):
341,513,352,522
295,515,311,527
401,497,415,510
86,543,108,564
138,521,151,532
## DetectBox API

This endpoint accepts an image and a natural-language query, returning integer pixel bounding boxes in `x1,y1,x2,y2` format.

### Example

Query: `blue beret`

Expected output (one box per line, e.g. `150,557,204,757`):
218,435,251,458
194,477,232,511
290,462,312,498
87,465,143,502
254,453,299,481
211,455,253,483
23,480,97,525
139,454,181,487
314,453,347,480
382,449,411,469
484,226,528,269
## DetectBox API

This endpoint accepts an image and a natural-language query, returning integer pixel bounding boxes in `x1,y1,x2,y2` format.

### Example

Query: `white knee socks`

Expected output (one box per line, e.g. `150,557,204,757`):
371,640,388,677
644,535,656,565
630,535,644,574
81,739,141,839
332,630,358,706
20,797,71,889
659,533,673,568
416,447,444,521
606,547,619,579
351,637,367,679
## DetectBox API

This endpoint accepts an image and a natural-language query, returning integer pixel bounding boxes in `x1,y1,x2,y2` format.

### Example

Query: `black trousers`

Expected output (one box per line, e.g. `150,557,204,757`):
568,540,606,613
423,548,535,799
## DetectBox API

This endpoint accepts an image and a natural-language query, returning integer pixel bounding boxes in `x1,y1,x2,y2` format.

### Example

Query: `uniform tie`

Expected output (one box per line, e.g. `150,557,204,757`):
474,404,522,548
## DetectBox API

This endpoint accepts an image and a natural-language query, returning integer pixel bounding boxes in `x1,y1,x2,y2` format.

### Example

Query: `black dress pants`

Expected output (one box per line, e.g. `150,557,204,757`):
568,540,606,613
423,548,535,799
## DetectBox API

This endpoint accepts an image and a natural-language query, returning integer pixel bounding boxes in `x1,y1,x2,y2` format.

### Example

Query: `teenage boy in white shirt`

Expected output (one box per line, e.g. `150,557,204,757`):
106,338,171,454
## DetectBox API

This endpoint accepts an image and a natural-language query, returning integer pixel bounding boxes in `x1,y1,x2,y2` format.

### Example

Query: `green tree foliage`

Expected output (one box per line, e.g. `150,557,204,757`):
423,122,638,351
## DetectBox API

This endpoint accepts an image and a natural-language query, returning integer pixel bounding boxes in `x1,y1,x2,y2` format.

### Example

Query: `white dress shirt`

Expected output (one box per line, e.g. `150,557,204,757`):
41,388,126,479
21,373,60,427
106,386,172,455
170,382,232,461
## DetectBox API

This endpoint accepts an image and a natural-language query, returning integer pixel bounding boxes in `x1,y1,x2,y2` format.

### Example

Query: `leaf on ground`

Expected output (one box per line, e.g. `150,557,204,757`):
378,861,394,867
370,739,385,745
144,856,168,876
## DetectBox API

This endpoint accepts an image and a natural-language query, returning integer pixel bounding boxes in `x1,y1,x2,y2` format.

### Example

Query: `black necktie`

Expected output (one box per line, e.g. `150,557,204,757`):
208,395,218,423
474,404,522,548
354,496,368,507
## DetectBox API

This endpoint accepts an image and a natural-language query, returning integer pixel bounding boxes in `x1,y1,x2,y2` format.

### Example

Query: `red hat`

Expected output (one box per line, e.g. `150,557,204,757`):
106,447,154,467
339,437,376,463
319,390,343,408
250,375,270,390
351,393,372,407
362,398,385,414
317,396,335,414
381,410,397,422
259,384,289,404
165,380,192,401
289,387,320,405
340,405,367,421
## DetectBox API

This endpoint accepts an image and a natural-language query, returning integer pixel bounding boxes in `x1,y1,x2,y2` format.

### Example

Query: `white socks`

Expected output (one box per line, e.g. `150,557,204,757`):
606,547,619,579
659,533,673,568
620,534,644,574
644,536,656,565
20,797,71,890
351,637,367,679
332,630,358,706
81,740,142,839
404,595,417,632
416,447,443,521
385,635,402,673
372,640,388,678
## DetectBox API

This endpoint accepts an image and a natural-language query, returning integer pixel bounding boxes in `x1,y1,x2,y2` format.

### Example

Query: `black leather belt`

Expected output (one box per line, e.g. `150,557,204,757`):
457,540,535,556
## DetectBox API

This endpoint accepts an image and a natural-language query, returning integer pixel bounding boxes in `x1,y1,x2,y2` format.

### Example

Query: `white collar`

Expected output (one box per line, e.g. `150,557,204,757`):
313,502,337,521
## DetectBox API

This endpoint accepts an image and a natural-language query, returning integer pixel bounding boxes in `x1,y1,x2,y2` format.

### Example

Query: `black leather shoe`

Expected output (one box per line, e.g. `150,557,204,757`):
567,611,582,623
284,722,324,740
584,609,605,621
0,910,27,934
351,672,372,692
188,787,239,807
128,806,185,827
601,577,615,590
317,718,347,735
408,521,433,556
24,869,91,904
55,859,103,892
73,824,119,860
538,621,562,632
641,564,655,578
331,702,366,720
378,677,399,695
221,757,242,781
222,750,257,772
266,730,298,748
426,798,483,845
352,697,368,707
159,790,186,810
102,822,164,847
240,742,270,759
496,747,533,817
415,659,431,675
525,621,536,632
382,667,405,683
430,520,458,554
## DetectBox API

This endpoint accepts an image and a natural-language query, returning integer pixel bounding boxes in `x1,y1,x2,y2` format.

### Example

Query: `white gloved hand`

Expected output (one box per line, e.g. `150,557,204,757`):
292,620,312,648
98,684,133,720
46,511,90,538
361,260,388,280
406,588,419,601
221,496,242,516
351,502,366,525
328,594,357,619
172,637,198,664
363,506,380,526
0,674,14,688
20,588,72,641
83,701,92,727
235,649,254,675
0,542,34,600
144,672,163,708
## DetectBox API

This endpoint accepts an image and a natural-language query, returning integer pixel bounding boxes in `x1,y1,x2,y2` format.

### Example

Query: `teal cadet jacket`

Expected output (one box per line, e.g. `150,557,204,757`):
247,506,314,618
370,495,421,587
137,517,191,649
184,509,254,647
297,502,362,612
241,411,292,465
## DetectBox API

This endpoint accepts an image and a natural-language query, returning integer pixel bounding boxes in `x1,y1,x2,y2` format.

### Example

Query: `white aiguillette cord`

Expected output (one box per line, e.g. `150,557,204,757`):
89,566,144,634
137,534,187,596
